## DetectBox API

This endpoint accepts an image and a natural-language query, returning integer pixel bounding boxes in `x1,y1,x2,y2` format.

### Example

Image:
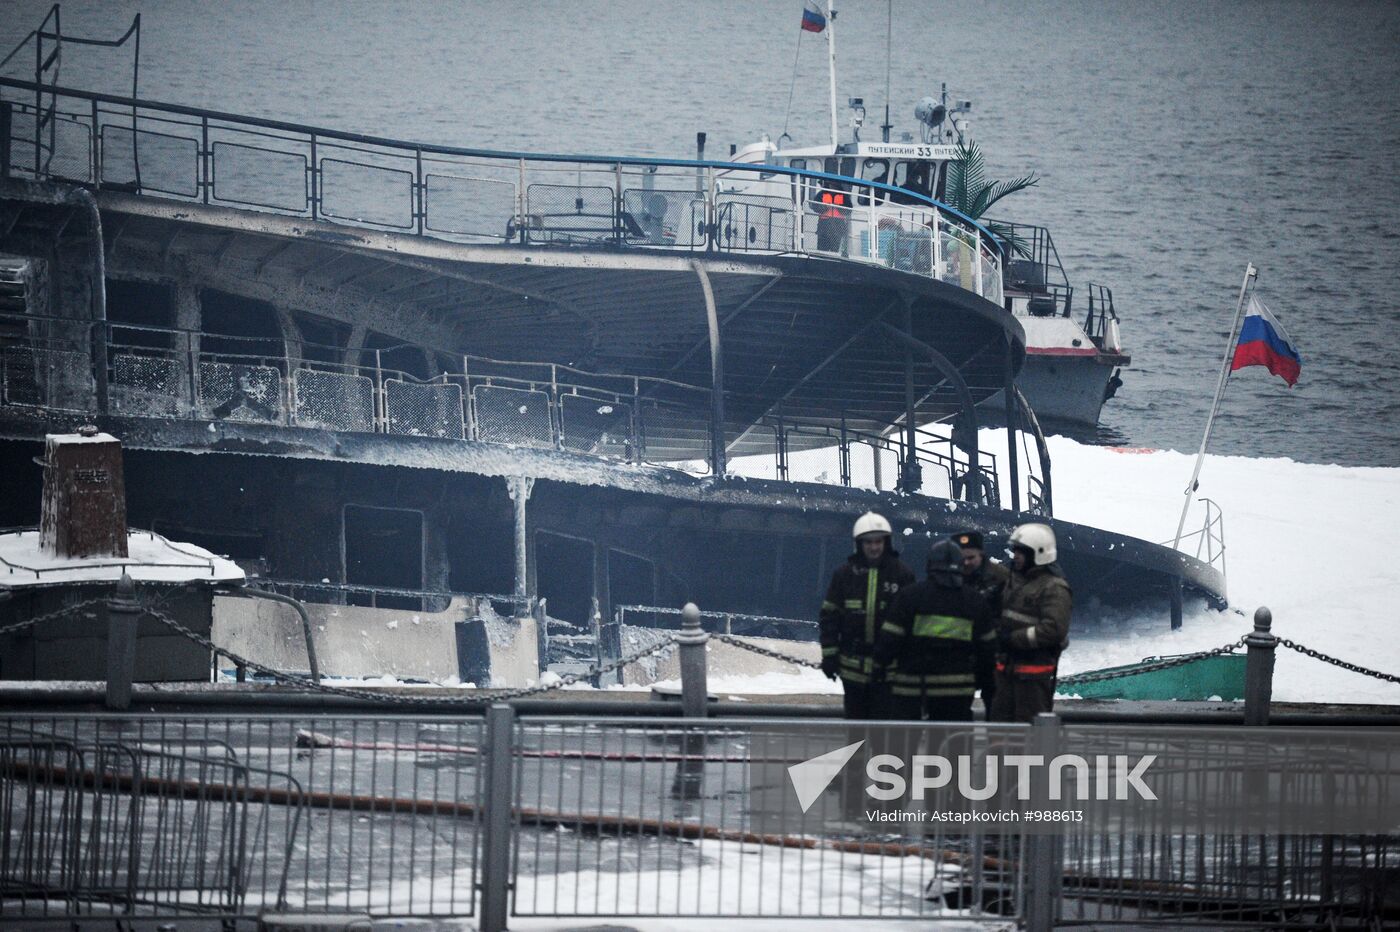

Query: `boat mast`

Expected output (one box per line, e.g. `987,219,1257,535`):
1172,263,1257,551
826,0,839,149
882,0,892,142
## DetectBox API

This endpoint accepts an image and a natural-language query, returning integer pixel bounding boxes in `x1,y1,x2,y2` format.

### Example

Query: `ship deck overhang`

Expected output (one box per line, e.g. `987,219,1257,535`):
0,182,1026,434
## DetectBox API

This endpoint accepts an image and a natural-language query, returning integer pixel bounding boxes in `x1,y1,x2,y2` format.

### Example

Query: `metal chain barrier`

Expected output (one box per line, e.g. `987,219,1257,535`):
0,597,108,638
141,603,679,704
1278,637,1400,685
1057,637,1247,686
712,632,822,670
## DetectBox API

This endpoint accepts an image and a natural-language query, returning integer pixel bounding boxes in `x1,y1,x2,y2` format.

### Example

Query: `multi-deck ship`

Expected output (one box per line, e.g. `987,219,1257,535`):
0,14,1222,686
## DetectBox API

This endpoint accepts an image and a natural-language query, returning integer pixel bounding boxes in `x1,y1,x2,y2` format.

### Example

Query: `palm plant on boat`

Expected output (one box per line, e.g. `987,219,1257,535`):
944,141,1038,258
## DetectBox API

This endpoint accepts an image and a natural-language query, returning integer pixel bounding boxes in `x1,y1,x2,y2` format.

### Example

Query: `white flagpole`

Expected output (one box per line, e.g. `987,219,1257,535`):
1172,263,1258,549
826,1,839,149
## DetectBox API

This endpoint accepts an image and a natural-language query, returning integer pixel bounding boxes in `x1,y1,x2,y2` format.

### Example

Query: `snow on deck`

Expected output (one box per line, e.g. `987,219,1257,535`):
0,529,245,586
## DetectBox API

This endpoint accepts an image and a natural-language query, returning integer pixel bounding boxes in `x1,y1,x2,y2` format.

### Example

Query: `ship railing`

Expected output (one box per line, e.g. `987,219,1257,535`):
0,311,1020,510
1084,282,1119,346
1164,497,1226,579
0,77,1002,305
992,219,1073,317
614,603,817,642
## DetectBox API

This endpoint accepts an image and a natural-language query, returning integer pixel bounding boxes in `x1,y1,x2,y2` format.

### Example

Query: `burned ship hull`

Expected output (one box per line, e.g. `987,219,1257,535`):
0,78,1223,683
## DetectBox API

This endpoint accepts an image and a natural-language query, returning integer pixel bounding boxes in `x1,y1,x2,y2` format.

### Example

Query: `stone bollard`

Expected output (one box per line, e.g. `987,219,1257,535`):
676,602,710,719
1244,606,1277,726
672,603,710,800
105,572,140,710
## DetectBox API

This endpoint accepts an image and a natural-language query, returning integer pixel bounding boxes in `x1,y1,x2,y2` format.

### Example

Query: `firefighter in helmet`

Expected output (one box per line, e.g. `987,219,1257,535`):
956,529,1012,711
873,539,994,723
818,512,916,719
989,523,1072,723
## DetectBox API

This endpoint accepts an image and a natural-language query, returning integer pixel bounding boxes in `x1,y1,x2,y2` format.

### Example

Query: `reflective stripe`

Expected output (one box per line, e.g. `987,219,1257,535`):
843,599,864,609
911,614,972,641
1013,663,1057,675
978,630,999,642
839,670,869,684
864,569,879,644
821,600,839,611
890,672,974,685
891,685,975,697
821,646,838,657
839,655,871,672
879,621,904,636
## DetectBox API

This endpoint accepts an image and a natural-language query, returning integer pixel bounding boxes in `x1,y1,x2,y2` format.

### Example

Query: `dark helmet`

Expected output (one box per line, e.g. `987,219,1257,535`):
927,540,963,588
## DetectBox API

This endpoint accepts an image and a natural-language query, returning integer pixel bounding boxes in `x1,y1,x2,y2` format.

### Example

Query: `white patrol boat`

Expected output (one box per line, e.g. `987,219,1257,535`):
720,3,1130,428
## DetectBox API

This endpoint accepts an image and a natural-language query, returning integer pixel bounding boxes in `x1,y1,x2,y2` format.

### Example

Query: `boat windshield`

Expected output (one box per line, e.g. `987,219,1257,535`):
888,160,939,205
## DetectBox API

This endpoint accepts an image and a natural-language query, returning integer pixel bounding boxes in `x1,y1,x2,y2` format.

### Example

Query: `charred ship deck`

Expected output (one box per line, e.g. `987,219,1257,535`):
0,76,1223,684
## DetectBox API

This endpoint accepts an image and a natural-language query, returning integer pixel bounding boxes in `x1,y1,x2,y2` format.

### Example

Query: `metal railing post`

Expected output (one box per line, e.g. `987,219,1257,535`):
1244,606,1277,725
1025,712,1062,931
0,100,10,178
105,572,140,710
478,703,515,932
308,133,319,221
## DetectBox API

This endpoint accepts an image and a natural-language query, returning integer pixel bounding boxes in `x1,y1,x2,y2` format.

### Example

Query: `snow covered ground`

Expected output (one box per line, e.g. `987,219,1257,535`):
1040,434,1400,705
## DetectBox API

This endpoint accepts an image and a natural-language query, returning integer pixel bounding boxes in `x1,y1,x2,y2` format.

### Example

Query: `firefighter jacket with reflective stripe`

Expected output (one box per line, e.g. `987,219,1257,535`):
818,550,915,684
997,564,1072,679
873,580,993,697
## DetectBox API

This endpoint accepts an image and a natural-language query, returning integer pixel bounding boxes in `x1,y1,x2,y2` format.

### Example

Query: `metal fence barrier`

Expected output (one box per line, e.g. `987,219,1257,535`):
4,708,1392,929
3,598,1399,928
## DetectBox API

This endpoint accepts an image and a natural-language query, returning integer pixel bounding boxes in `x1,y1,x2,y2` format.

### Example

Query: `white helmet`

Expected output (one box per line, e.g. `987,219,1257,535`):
852,512,892,541
1009,522,1057,565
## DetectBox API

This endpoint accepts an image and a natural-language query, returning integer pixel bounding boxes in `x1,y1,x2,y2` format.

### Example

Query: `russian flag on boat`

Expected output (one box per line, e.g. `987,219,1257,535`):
1231,295,1301,387
801,1,827,33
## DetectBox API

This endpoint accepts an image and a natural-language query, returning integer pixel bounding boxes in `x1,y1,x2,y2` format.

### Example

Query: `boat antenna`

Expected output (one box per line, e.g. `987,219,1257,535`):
881,0,893,142
781,13,806,139
826,1,840,149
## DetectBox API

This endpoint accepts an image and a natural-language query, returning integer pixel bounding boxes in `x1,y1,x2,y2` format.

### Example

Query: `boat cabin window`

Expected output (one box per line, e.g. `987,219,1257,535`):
888,160,937,205
855,158,890,204
788,158,808,172
823,157,857,178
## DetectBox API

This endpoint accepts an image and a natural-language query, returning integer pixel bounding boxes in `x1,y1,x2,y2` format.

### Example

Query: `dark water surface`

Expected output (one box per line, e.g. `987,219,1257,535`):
5,0,1397,466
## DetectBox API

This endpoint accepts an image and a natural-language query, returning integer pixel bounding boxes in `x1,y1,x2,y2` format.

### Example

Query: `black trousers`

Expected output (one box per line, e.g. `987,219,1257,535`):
879,693,975,723
841,679,882,720
988,671,1055,723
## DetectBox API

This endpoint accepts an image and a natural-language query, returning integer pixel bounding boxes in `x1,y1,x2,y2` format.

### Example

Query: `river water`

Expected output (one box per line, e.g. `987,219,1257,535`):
4,0,1397,466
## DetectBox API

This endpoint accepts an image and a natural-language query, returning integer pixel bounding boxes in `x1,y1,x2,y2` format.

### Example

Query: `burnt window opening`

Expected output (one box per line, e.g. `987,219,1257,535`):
364,331,430,382
200,289,284,362
535,530,595,629
343,504,423,610
106,279,176,349
291,311,351,368
608,547,657,627
447,511,514,596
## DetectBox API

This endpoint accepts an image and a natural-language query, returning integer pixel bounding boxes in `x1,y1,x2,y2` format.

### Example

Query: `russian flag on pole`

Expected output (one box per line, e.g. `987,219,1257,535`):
1231,295,1301,387
801,1,827,32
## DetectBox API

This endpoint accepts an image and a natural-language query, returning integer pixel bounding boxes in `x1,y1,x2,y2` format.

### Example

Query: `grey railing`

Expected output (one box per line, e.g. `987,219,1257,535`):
0,77,1003,304
0,311,1018,508
3,709,1393,928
